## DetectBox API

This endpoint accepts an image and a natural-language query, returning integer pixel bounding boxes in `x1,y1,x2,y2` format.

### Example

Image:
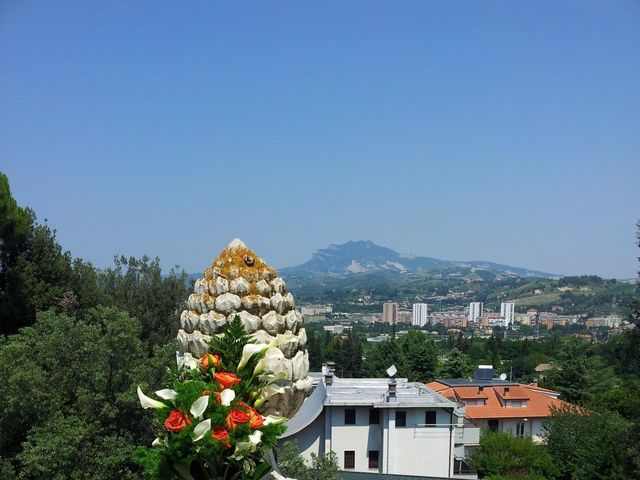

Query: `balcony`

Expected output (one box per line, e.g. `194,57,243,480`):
454,418,480,446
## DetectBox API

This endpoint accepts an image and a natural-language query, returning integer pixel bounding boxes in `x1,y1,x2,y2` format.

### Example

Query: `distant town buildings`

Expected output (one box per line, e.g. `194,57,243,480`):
323,325,352,334
500,302,515,326
412,303,429,327
382,301,398,324
468,302,483,324
301,304,333,316
585,315,622,328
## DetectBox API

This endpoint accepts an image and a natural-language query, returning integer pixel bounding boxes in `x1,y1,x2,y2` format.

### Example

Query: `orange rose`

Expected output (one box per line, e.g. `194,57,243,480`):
211,426,231,447
200,353,221,372
226,407,250,430
237,401,264,429
202,390,211,396
164,409,191,433
214,372,241,389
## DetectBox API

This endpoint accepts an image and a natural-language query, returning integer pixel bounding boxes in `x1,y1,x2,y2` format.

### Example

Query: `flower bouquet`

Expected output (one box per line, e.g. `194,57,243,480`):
135,317,290,480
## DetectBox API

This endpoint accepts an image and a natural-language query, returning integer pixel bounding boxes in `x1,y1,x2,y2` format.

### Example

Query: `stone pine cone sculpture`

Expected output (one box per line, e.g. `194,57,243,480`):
176,239,313,418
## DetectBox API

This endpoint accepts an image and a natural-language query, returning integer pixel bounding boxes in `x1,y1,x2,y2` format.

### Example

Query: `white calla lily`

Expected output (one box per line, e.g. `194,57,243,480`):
137,386,166,410
263,415,288,425
155,389,178,401
220,389,236,406
192,418,212,442
235,430,263,455
259,384,285,401
190,395,209,419
254,347,285,375
237,343,268,370
152,437,165,447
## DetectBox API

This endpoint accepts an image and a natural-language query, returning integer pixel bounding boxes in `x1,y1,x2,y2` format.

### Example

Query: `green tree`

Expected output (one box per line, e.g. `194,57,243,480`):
469,430,557,479
98,255,188,348
0,308,171,477
543,406,633,480
277,441,312,480
364,339,407,378
438,348,473,379
541,339,616,405
311,451,340,480
277,441,339,480
398,331,438,382
485,335,502,371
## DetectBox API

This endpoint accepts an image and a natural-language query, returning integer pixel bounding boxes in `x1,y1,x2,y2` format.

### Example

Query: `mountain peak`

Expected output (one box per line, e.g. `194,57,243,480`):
280,240,558,280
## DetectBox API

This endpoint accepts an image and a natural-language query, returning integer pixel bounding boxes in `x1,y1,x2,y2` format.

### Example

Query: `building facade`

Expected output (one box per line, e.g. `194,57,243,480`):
428,370,573,443
500,302,515,326
382,302,398,324
468,302,483,324
280,373,479,479
412,303,429,327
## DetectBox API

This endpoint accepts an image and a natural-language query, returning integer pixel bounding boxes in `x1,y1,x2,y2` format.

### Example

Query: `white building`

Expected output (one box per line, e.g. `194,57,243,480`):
301,305,334,316
412,303,429,327
279,372,479,479
382,302,398,324
468,302,483,324
500,302,515,326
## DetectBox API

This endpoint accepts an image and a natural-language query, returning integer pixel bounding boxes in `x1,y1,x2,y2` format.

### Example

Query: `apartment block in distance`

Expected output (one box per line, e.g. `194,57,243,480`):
500,302,515,326
468,302,483,324
382,301,398,324
412,303,429,327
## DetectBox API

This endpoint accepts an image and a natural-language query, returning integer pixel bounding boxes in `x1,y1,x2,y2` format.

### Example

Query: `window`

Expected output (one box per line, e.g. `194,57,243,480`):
368,450,379,469
369,408,380,425
508,400,524,408
344,451,355,469
425,410,437,426
396,410,406,427
488,419,499,432
516,421,525,438
344,409,356,425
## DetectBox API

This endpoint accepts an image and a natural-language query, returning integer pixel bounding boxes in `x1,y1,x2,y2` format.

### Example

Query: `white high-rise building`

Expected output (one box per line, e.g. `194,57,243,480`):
500,302,515,326
468,302,483,324
412,303,429,327
382,301,398,324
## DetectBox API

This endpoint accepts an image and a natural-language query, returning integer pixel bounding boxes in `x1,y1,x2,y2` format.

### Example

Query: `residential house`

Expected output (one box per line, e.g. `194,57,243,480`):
279,369,479,479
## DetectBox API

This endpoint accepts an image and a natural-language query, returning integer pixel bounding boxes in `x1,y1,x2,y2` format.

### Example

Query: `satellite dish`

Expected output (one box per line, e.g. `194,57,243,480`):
386,365,398,378
499,373,507,380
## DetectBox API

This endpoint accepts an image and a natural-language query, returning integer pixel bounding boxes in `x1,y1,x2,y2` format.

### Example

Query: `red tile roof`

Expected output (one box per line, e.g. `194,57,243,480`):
427,381,573,419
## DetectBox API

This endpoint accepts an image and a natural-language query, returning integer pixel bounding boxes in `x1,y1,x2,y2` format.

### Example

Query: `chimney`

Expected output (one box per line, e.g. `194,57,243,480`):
504,387,510,396
387,378,397,402
323,362,335,386
478,386,484,394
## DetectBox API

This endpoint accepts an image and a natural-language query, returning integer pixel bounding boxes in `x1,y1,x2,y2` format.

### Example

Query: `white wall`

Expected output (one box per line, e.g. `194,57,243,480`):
330,407,382,472
281,405,456,478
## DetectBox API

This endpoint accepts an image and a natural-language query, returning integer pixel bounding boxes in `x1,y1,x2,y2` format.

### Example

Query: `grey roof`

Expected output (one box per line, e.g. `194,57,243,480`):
280,376,455,439
326,377,456,408
339,471,450,480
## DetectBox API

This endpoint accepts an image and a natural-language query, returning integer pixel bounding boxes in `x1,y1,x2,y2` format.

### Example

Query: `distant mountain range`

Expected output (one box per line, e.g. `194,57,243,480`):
279,240,559,280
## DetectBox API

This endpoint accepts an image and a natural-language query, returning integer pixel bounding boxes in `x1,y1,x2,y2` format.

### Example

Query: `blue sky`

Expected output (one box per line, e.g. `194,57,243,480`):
1,1,639,278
